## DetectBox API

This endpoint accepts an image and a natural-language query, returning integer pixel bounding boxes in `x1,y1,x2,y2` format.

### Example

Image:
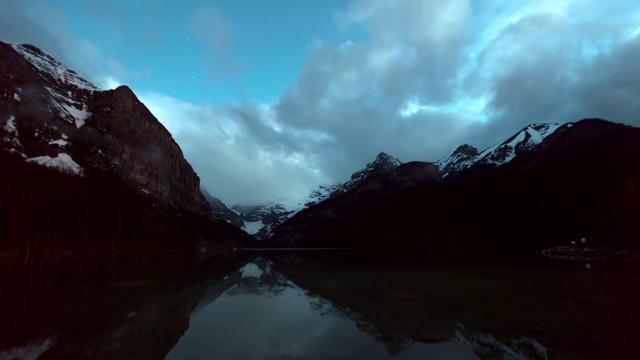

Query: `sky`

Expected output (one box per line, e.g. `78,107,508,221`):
2,0,640,206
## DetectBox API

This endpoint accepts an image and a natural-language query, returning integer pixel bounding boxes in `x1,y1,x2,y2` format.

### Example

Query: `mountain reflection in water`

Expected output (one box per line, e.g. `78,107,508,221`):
1,251,639,359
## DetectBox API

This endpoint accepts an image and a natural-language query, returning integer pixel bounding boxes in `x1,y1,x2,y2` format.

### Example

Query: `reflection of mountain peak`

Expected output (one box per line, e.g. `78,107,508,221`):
189,253,558,358
195,257,297,313
453,324,548,360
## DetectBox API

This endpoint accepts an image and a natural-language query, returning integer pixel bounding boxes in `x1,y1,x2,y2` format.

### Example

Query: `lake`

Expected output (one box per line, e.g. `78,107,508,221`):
0,251,638,359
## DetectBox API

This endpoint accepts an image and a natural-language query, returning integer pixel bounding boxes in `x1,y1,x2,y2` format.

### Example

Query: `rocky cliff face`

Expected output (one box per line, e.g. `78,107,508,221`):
0,41,211,216
85,86,212,215
201,188,244,228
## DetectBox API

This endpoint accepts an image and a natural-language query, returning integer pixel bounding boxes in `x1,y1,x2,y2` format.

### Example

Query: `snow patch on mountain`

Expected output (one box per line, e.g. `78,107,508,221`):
62,103,91,128
27,153,84,176
45,87,92,128
437,123,565,178
243,220,265,235
3,115,17,134
306,183,343,207
49,138,69,147
233,202,297,239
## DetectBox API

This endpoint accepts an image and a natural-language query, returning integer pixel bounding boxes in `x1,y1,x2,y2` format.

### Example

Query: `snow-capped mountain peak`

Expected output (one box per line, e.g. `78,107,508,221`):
362,152,403,174
437,123,566,178
308,152,403,205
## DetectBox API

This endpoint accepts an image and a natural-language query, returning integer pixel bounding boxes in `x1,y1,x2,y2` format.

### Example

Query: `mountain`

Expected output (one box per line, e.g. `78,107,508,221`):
306,152,403,206
200,190,298,240
267,119,640,255
436,123,565,178
0,41,242,253
230,203,298,240
204,152,404,241
201,188,244,228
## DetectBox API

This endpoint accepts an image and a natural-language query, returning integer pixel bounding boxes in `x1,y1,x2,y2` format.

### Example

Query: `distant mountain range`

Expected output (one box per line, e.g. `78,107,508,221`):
201,189,298,240
223,119,640,256
0,41,247,253
208,123,583,243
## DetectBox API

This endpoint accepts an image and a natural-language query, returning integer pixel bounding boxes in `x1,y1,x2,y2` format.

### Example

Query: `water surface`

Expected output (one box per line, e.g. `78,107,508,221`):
0,251,638,359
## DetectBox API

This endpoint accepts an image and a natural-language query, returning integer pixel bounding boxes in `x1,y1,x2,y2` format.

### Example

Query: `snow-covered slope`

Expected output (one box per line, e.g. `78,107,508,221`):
26,153,84,176
1,43,97,176
232,203,298,239
436,123,567,178
11,44,98,129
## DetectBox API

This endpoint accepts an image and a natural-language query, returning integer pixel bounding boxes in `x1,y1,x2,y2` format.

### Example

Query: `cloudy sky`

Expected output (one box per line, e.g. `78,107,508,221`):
2,0,640,206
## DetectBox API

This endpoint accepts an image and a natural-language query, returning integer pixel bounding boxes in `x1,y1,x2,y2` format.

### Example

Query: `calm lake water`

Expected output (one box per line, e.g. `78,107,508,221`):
0,251,638,359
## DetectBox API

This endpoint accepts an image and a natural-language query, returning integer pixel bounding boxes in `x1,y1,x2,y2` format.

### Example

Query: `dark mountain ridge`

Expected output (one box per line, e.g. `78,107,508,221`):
265,119,640,256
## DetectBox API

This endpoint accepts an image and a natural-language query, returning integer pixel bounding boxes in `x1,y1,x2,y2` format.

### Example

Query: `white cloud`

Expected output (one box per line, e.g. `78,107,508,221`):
138,93,329,205
95,76,123,90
